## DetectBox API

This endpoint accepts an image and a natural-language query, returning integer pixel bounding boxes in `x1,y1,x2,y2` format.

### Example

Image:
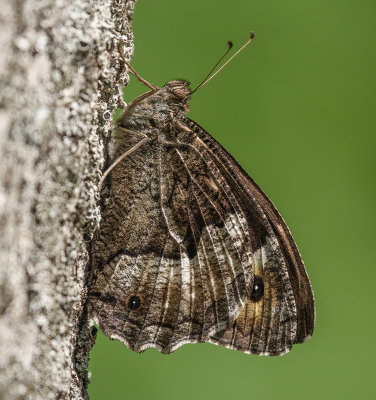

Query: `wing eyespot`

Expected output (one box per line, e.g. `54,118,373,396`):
128,295,141,310
250,276,264,303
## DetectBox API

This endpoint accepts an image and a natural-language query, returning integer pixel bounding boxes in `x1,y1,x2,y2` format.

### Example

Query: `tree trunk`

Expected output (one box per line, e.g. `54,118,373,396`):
0,0,136,398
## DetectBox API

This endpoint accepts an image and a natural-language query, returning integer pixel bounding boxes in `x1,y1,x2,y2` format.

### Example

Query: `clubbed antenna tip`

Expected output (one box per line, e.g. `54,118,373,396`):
191,32,255,94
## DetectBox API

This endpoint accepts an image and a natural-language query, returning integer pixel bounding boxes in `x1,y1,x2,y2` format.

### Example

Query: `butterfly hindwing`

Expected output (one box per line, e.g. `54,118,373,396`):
90,125,256,352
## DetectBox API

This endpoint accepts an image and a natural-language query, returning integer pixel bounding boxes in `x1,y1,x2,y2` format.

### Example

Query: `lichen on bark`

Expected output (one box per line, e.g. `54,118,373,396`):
0,0,137,399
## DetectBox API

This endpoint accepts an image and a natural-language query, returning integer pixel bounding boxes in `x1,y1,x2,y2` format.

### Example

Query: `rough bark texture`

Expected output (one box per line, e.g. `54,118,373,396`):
0,0,137,398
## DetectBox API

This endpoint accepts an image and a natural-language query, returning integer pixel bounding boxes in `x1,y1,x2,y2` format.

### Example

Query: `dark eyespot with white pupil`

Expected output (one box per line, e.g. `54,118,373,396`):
128,295,141,310
250,276,264,302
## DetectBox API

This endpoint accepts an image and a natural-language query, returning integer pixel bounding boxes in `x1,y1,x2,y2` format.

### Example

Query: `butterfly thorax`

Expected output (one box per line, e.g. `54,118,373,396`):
114,79,191,150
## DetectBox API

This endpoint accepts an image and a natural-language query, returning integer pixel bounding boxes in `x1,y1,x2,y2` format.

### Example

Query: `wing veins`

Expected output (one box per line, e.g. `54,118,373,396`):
133,232,169,349
174,147,250,303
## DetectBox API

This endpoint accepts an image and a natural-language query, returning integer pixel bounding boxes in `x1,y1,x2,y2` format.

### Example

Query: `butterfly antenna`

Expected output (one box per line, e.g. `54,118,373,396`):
191,32,255,94
191,41,233,94
118,44,158,92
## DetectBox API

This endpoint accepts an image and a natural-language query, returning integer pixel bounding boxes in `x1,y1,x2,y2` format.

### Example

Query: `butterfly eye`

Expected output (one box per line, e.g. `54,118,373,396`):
172,88,187,99
128,295,141,310
250,276,264,302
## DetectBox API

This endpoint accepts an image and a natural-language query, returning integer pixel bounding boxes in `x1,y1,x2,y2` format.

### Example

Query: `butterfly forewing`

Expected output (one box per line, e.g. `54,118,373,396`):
183,118,315,351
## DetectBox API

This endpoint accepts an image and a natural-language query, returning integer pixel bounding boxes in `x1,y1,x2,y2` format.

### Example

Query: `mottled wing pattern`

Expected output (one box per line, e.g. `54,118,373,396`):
89,115,314,355
181,117,315,355
90,126,254,353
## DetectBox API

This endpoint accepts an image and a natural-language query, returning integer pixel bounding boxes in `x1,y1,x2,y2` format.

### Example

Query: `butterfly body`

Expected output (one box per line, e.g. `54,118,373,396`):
89,80,315,356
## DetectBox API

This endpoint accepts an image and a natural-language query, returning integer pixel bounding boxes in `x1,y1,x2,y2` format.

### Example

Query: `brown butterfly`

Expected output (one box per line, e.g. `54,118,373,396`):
88,33,315,356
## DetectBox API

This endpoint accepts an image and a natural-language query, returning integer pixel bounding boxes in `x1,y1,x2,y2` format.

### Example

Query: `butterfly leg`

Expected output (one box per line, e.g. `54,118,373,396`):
115,126,149,139
98,137,149,192
118,44,158,92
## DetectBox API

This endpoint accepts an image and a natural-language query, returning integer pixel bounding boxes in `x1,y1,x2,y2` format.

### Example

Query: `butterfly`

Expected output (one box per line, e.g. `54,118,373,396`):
88,34,315,356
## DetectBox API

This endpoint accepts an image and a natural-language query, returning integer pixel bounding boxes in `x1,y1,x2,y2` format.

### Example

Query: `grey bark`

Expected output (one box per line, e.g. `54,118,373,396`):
0,0,136,398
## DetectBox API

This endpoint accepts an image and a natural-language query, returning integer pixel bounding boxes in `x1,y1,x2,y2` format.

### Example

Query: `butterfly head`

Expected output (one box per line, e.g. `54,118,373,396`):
163,80,191,111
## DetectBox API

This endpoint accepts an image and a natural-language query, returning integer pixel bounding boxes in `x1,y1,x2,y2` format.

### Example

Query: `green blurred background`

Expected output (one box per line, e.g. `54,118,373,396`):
88,0,376,398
